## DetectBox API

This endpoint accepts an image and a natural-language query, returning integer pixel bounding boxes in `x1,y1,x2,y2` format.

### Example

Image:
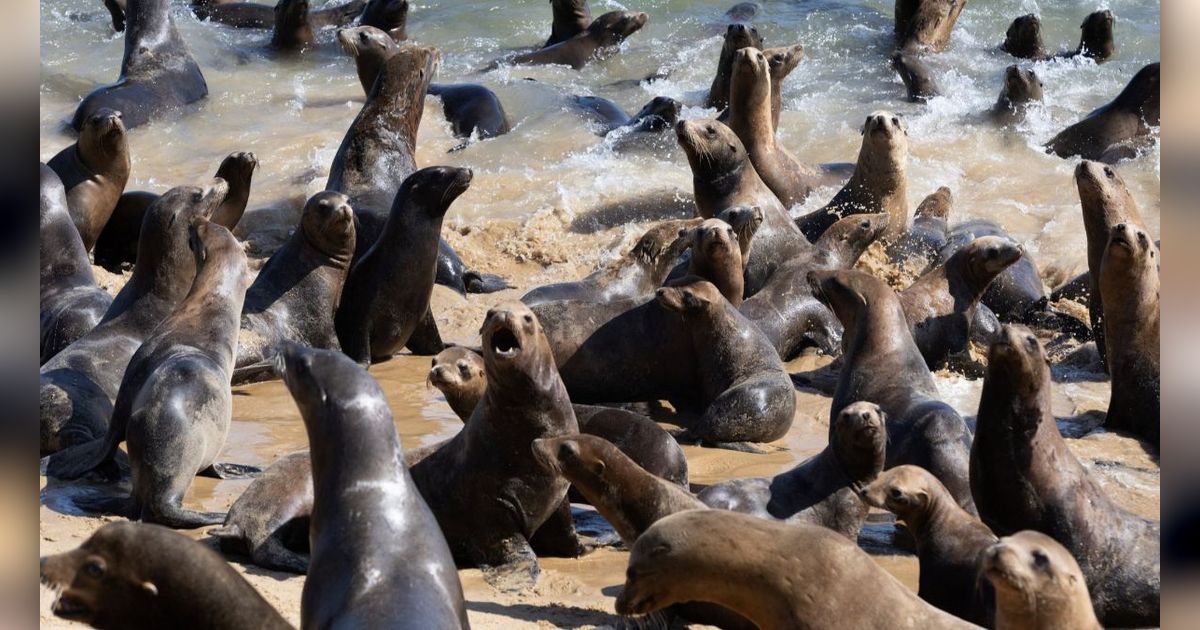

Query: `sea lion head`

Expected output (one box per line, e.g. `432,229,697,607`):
816,212,889,266
276,342,390,430
338,25,400,60
960,235,1024,288
187,217,244,272
78,108,126,160
715,205,764,258
300,191,355,262
480,300,556,390
214,152,258,193
693,218,741,261
428,346,487,419
1102,222,1158,279
1000,65,1043,105
986,325,1048,407
722,22,763,52
859,465,943,521
1078,9,1115,59
274,0,313,45
860,110,909,157
630,220,696,280
675,119,747,178
1002,14,1043,57
1075,160,1137,221
40,522,166,627
399,166,473,219
915,187,952,220
629,96,681,132
807,269,889,330
588,10,649,46
655,279,724,317
983,530,1097,627
531,434,613,486
617,510,721,617
764,44,804,83
134,178,228,273
832,401,886,485
733,46,769,81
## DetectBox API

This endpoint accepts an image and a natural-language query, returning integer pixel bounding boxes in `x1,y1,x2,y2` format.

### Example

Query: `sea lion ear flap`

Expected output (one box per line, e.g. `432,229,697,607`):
895,113,908,135
139,580,158,596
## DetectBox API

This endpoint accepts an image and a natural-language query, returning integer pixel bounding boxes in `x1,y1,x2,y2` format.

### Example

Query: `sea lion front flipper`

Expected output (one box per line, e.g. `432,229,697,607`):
476,535,540,592
200,463,263,479
405,306,446,356
464,270,514,294
529,497,590,558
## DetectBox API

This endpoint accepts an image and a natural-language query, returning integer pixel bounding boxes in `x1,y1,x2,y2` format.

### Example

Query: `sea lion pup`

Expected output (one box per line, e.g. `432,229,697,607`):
740,212,888,359
698,401,886,539
335,166,471,365
427,83,511,143
617,510,981,629
1100,223,1160,446
1066,9,1116,63
1047,62,1160,163
796,111,909,243
933,219,1046,323
810,269,976,512
546,0,591,47
1001,14,1049,60
40,165,113,365
40,181,226,456
47,108,130,252
409,302,581,587
360,0,408,40
72,0,207,132
234,191,355,381
493,10,648,70
683,218,747,307
892,52,940,102
94,152,258,272
894,0,968,53
899,235,1023,369
705,23,764,111
888,186,951,267
970,326,1160,626
861,465,998,627
1076,160,1148,366
40,521,292,630
988,65,1043,125
983,531,1104,630
675,119,811,296
210,451,313,574
726,47,823,208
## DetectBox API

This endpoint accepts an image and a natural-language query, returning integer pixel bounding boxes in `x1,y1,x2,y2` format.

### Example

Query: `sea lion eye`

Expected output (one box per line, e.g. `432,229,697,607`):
523,314,534,325
457,361,470,375
1025,334,1038,348
891,116,899,126
888,487,903,500
1104,167,1115,179
83,558,105,578
430,357,437,367
1032,550,1050,570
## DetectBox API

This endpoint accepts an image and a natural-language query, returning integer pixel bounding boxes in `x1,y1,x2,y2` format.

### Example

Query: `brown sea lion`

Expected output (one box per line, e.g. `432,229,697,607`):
810,269,976,512
684,218,747,306
1100,223,1160,446
988,65,1043,125
1001,14,1049,60
546,0,591,47
983,531,1104,630
337,25,401,95
616,510,980,629
796,111,909,242
494,10,648,70
189,0,365,30
698,401,886,539
40,164,113,365
892,52,940,102
970,325,1160,626
1046,63,1159,163
210,450,313,574
887,186,950,267
861,465,998,627
40,521,292,630
934,219,1046,323
1066,9,1116,63
720,44,804,132
895,0,968,53
47,108,130,251
705,23,764,111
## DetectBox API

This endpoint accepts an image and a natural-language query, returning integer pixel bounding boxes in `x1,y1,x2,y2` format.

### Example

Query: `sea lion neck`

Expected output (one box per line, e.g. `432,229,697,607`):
123,0,180,67
369,46,439,147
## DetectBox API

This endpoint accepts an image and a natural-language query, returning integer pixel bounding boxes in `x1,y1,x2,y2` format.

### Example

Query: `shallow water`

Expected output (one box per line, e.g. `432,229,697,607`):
40,0,1159,627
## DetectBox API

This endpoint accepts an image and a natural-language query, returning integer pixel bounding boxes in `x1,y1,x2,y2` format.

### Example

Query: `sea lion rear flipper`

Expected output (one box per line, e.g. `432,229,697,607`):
477,535,540,592
405,307,446,356
529,498,590,558
251,536,310,574
200,463,263,479
674,431,784,455
464,270,514,294
230,361,280,385
147,503,227,529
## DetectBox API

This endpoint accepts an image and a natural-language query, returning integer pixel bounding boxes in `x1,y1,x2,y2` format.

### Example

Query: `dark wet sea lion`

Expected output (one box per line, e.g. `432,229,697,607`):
427,83,512,143
271,0,321,52
40,181,226,455
861,465,998,627
40,521,292,630
190,0,365,30
275,344,469,627
934,219,1046,323
617,510,979,629
40,164,113,365
335,167,471,364
360,0,408,39
210,450,313,573
1068,9,1116,63
572,95,632,131
811,269,976,512
892,52,939,102
1100,223,1160,446
71,0,208,132
888,186,950,267
895,0,968,53
899,235,1023,369
546,0,591,47
989,65,1043,125
234,191,355,380
725,2,760,24
983,531,1104,630
496,10,648,70
45,220,252,530
409,302,581,587
796,111,909,242
621,96,681,133
698,401,886,539
94,152,258,272
970,325,1160,626
1002,14,1049,60
705,22,763,111
48,109,130,251
1046,62,1159,163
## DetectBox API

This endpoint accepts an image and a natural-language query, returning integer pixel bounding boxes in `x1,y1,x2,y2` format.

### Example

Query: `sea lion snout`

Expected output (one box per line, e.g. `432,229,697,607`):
482,302,536,361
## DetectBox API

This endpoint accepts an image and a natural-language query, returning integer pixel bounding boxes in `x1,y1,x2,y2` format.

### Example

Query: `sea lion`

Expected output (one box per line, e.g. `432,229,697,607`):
810,269,976,512
210,450,313,574
93,152,258,272
934,219,1046,323
1100,223,1160,446
572,94,679,135
360,0,408,40
409,302,581,587
705,23,763,112
899,235,1024,369
427,83,511,143
1075,159,1148,366
47,108,130,252
40,521,292,630
71,0,208,132
616,510,980,629
887,186,950,268
796,111,909,242
684,218,747,307
44,220,252,530
546,0,591,47
338,25,401,95
40,164,113,365
275,344,469,628
1067,9,1116,63
335,166,470,365
719,44,803,131
698,401,886,539
189,0,365,30
40,181,226,455
1001,14,1049,60
892,52,940,102
983,531,1104,630
494,10,648,70
988,65,1043,125
970,325,1160,626
1046,62,1159,163
103,0,126,31
861,465,998,627
234,191,355,380
725,2,760,24
895,0,968,53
